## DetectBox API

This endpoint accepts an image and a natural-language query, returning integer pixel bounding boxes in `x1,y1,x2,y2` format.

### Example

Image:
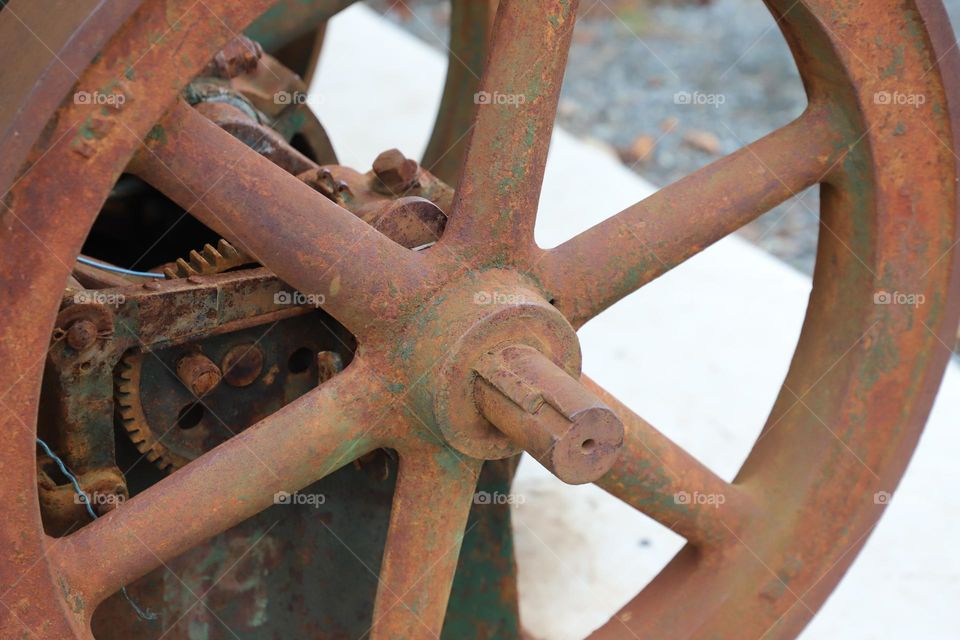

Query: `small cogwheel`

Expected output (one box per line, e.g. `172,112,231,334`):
116,351,188,473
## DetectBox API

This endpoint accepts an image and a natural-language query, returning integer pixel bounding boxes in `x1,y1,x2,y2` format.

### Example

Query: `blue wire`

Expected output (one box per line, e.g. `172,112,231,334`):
36,438,158,622
76,256,166,279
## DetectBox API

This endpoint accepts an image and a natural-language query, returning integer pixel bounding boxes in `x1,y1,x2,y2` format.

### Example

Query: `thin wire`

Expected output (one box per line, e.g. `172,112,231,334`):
35,437,158,622
76,256,166,279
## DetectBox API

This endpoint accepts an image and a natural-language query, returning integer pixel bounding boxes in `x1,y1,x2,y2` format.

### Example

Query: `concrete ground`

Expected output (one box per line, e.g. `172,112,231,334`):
313,6,960,638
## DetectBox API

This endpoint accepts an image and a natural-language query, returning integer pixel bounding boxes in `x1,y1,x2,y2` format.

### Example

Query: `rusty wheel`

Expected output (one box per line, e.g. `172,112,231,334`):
1,1,959,638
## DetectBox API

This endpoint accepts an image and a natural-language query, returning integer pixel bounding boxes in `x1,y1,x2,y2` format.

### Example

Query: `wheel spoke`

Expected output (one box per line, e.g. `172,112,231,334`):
587,376,754,547
421,0,498,185
539,106,844,328
369,447,481,639
48,359,387,606
129,99,429,336
443,0,579,262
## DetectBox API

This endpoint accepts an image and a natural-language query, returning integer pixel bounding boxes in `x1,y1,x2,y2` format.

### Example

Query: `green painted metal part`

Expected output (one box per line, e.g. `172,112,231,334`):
91,456,523,639
245,0,356,52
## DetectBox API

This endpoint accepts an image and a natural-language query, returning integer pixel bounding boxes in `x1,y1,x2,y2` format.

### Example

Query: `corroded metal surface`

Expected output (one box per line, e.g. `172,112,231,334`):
227,49,339,164
475,344,623,484
1,1,960,639
0,0,145,194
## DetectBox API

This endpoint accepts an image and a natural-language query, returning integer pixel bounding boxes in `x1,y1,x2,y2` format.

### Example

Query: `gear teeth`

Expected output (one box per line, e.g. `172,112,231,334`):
162,239,252,279
200,243,222,267
188,249,207,272
124,239,254,472
115,351,188,473
218,239,240,260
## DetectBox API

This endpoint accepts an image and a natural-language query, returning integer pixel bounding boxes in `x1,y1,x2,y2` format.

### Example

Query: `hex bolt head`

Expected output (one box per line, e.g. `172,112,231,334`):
372,148,420,195
66,319,99,352
176,353,223,397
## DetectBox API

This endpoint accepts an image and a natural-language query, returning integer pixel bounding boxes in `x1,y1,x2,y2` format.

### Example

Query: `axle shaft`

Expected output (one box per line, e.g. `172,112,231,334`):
474,344,623,484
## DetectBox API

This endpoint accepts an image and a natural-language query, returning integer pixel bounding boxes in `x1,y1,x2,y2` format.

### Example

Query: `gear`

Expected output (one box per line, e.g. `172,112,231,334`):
162,239,252,279
122,239,254,472
116,351,187,473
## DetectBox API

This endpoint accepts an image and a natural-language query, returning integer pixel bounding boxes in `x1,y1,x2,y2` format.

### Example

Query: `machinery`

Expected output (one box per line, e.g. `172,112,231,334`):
0,0,959,638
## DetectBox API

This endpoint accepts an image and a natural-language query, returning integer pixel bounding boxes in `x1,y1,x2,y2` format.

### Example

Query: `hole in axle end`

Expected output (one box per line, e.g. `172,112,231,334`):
580,438,596,454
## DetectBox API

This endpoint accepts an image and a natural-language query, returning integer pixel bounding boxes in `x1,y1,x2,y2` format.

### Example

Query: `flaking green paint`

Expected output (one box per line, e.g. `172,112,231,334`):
396,339,415,362
435,448,464,476
881,45,905,79
146,124,167,145
79,119,97,140
524,120,536,148
442,460,522,639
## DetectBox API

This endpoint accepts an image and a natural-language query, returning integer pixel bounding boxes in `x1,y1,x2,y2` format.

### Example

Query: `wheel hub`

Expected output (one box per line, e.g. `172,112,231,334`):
406,270,624,483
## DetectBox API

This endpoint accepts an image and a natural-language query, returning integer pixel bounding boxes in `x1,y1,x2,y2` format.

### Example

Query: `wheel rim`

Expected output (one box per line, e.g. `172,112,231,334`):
0,1,958,639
